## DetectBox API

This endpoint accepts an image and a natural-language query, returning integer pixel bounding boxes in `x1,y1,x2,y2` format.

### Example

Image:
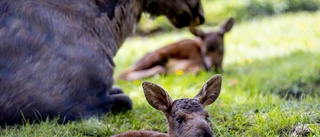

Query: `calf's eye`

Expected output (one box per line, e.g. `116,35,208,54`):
176,117,183,123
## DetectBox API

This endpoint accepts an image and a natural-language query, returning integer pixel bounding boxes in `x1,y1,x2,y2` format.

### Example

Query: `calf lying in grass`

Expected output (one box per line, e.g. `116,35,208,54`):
112,74,222,137
118,18,234,81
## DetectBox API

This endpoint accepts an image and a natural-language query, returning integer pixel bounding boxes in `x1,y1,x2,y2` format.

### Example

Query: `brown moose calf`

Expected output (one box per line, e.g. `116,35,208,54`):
112,74,222,137
118,18,234,81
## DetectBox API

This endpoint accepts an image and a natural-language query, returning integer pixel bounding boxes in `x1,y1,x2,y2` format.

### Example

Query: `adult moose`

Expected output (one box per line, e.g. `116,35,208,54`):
0,0,205,125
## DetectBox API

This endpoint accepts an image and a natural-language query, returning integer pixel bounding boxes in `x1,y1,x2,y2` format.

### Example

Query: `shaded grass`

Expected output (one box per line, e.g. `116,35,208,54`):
1,12,320,136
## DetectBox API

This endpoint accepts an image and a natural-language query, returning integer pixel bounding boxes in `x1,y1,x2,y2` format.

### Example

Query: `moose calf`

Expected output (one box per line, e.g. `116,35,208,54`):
112,74,222,137
118,18,234,81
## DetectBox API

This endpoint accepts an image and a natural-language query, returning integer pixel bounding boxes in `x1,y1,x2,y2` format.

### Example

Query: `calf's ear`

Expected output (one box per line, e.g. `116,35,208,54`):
142,82,173,111
194,74,222,107
219,18,235,35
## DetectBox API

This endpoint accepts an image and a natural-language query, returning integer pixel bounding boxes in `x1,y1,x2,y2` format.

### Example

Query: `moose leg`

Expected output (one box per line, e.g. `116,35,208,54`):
118,66,166,81
131,51,168,71
93,84,132,114
110,86,125,95
105,86,132,112
166,59,203,74
110,94,132,112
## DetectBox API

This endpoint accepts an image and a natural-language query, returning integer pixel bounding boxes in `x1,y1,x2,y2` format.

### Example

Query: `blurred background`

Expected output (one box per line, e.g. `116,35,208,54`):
115,0,320,97
135,0,320,35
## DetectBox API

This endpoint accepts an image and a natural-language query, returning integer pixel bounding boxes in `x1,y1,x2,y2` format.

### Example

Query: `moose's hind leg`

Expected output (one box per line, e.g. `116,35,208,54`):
110,94,132,112
110,86,124,95
108,86,132,113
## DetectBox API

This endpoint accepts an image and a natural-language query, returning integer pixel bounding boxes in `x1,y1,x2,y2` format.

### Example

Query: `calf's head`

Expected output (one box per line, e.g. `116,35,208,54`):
142,74,222,137
190,18,235,72
144,0,205,28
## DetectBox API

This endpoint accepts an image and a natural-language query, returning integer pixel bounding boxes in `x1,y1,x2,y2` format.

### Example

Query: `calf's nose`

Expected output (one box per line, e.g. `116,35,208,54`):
197,127,213,137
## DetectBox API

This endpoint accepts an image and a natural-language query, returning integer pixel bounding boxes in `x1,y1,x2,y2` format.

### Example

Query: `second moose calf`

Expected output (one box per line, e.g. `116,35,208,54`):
118,18,234,81
112,74,222,137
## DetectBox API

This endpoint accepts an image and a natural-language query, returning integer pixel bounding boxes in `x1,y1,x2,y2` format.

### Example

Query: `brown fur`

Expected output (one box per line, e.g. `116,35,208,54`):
0,0,204,125
112,74,222,137
118,18,235,81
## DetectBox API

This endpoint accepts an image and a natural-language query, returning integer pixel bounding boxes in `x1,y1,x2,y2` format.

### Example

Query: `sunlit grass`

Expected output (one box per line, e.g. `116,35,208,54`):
1,11,320,136
113,11,320,136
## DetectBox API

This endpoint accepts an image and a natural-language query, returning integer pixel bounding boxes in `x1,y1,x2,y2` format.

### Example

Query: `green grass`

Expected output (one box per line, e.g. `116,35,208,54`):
1,11,320,137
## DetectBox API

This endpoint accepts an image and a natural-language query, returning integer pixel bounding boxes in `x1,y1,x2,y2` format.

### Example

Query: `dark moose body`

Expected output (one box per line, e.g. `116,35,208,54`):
0,0,204,125
0,0,122,125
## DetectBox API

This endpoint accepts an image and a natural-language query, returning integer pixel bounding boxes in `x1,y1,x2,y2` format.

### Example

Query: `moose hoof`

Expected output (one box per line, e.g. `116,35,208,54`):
111,94,132,113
